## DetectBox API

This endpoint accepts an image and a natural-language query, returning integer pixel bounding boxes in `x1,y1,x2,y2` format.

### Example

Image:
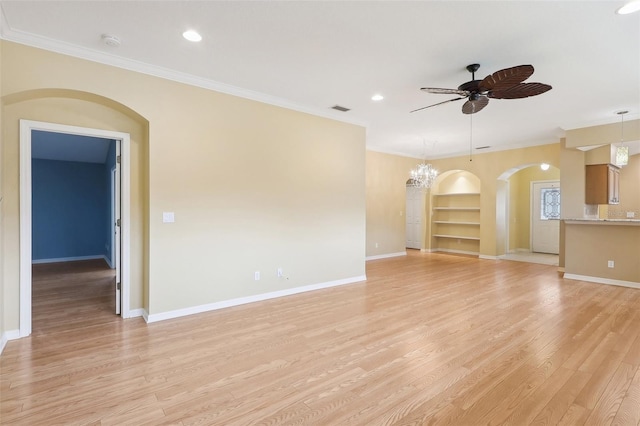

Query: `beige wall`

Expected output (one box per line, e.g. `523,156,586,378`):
565,223,640,283
428,144,560,257
365,150,418,256
566,119,640,149
1,41,366,332
365,143,561,258
0,39,4,341
609,153,640,219
561,123,640,282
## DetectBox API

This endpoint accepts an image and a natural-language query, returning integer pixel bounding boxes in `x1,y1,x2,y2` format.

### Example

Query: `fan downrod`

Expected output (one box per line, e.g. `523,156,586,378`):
459,64,482,92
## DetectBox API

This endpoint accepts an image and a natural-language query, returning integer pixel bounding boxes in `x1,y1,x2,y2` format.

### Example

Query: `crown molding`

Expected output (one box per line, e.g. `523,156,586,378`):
0,8,369,129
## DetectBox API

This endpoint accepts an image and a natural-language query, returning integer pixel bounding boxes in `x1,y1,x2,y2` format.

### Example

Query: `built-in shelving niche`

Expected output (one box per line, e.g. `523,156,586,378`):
431,171,481,256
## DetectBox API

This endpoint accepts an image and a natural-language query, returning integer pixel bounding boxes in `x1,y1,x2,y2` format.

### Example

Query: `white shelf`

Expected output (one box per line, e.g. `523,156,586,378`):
433,221,480,226
433,234,480,241
433,207,480,211
433,192,480,196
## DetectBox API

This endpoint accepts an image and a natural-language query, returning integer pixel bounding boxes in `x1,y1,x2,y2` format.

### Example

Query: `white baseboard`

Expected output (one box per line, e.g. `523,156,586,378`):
145,275,367,323
366,252,406,261
104,255,114,269
127,308,145,318
564,273,640,290
1,329,21,355
479,254,499,260
432,248,480,257
32,255,109,264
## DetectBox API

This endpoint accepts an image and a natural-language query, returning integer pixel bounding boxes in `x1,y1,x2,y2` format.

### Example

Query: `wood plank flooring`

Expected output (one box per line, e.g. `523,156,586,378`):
2,252,640,425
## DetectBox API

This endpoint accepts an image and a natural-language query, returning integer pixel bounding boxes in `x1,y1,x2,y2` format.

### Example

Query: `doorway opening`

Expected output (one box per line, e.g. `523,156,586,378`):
19,120,131,338
496,164,560,265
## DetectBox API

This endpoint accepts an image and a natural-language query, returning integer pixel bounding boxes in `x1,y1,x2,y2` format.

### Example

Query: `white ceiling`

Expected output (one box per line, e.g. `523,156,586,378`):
1,1,639,159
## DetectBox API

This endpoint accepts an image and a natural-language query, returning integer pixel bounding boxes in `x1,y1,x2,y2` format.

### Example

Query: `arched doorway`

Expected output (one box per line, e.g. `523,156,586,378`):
496,163,560,265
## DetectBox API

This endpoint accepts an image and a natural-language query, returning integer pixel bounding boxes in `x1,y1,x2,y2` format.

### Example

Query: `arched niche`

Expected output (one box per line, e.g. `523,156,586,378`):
428,170,482,256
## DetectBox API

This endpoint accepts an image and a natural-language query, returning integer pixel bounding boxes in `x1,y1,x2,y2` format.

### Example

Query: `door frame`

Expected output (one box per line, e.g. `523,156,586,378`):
19,119,132,337
530,179,560,253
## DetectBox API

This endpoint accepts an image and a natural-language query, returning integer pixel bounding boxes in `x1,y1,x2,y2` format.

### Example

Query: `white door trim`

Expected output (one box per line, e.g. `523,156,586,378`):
19,120,132,337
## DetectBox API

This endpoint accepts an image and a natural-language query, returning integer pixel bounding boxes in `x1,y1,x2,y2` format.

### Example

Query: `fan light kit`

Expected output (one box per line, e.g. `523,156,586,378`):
411,63,552,115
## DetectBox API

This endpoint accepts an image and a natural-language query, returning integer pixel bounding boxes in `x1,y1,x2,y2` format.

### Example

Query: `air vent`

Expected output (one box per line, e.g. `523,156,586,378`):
475,146,491,150
331,105,351,112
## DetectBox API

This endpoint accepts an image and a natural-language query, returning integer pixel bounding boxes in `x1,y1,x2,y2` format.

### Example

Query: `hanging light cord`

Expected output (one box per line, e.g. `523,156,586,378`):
469,113,473,162
620,111,625,144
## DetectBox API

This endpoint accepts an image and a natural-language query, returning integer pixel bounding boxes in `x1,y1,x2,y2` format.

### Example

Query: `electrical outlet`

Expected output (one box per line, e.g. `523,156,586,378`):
254,271,260,280
627,212,635,218
607,260,614,268
162,212,175,223
277,268,283,277
375,242,379,248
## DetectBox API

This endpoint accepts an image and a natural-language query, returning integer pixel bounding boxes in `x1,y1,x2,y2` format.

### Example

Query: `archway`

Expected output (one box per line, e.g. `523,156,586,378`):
3,88,149,338
496,163,560,263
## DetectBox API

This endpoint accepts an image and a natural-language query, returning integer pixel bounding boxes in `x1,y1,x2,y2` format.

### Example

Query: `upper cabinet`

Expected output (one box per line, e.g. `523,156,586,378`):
585,164,620,205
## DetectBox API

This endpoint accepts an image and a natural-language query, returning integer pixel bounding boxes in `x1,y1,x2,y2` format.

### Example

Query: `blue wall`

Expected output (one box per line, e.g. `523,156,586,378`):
32,159,109,261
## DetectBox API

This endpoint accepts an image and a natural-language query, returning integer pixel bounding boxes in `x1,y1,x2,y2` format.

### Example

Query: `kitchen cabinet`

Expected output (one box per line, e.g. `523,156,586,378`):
585,164,620,205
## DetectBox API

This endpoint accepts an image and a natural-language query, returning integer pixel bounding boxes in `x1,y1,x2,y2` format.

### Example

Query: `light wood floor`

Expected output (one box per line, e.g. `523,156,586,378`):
2,252,640,425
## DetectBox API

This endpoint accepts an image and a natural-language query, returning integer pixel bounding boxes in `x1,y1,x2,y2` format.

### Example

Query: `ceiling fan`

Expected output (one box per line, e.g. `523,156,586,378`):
411,64,552,114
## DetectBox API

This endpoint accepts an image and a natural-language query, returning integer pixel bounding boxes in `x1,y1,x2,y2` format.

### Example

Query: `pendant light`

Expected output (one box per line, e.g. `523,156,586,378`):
615,110,629,167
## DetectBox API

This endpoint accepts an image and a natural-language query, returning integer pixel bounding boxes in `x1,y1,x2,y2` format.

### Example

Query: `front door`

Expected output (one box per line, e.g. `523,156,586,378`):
531,181,560,254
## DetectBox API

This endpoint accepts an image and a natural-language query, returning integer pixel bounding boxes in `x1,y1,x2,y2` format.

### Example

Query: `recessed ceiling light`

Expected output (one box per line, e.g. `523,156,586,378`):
371,94,384,101
617,0,640,14
183,30,202,42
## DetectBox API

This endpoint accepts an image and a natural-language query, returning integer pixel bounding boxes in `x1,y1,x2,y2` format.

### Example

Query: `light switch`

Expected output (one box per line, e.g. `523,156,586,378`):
163,212,175,223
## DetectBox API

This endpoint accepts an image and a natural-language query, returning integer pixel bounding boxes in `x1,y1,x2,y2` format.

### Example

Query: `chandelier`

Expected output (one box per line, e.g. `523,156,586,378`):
409,140,438,189
409,162,438,189
615,110,629,167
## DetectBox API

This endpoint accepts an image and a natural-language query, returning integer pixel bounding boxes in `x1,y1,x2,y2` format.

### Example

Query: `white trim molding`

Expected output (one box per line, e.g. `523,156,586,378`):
431,248,480,257
0,15,368,130
127,308,145,319
32,255,109,265
19,120,133,337
1,330,21,355
479,254,500,260
564,273,640,290
145,275,367,323
366,252,406,261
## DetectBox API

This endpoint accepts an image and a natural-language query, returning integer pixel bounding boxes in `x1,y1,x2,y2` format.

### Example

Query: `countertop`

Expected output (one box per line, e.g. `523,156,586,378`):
564,218,640,226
